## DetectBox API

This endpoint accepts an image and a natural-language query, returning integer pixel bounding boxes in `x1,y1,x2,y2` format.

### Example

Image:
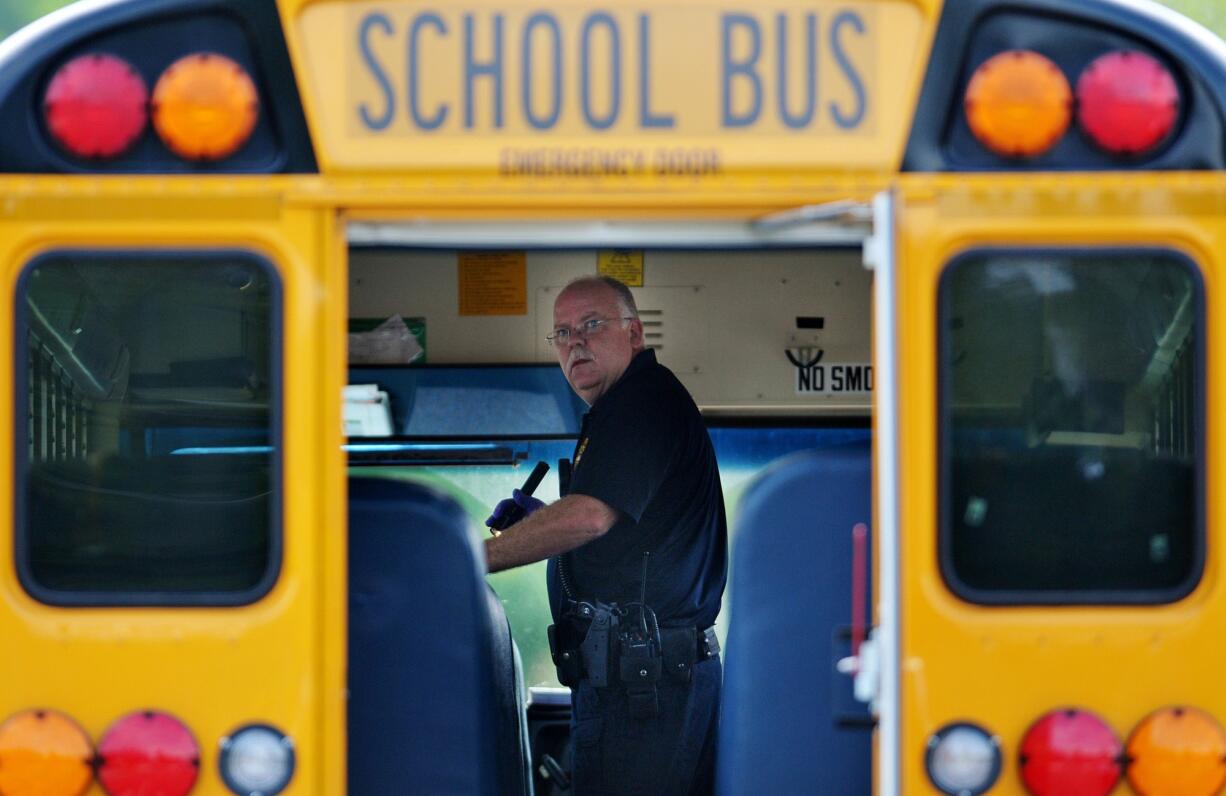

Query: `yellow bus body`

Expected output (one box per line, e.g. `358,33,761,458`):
894,172,1226,794
0,181,349,794
3,0,1224,793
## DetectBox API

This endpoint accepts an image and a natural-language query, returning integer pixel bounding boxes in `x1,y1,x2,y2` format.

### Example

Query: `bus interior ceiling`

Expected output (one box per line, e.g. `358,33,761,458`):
347,244,874,408
345,238,875,689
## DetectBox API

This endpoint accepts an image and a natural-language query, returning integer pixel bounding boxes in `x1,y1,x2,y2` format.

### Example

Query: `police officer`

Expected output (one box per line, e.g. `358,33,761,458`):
485,275,727,795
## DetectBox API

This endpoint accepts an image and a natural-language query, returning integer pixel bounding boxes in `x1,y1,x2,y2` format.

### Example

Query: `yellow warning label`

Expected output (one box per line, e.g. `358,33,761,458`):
458,251,527,315
598,250,644,287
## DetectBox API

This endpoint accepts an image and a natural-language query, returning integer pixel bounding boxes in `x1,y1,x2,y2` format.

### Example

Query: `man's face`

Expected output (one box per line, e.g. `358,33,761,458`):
552,283,643,405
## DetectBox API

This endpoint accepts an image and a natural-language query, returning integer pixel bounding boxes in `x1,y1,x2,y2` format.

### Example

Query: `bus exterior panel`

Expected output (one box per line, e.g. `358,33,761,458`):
3,0,1226,794
896,172,1226,795
0,188,347,795
287,0,936,190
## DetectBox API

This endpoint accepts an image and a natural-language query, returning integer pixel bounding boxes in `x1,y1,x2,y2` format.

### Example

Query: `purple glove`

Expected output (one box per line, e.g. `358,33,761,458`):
484,488,546,531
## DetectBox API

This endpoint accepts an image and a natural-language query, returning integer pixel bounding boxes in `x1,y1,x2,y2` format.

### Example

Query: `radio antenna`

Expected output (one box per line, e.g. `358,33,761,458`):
639,552,650,636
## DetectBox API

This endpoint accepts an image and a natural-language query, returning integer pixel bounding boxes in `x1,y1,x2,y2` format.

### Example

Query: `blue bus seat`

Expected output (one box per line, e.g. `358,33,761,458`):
950,446,1194,593
716,442,873,795
485,582,534,794
27,455,269,592
348,476,532,795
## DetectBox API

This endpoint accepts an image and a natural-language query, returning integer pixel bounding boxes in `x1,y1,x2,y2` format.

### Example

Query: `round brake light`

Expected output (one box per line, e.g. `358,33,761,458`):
1019,708,1121,796
43,53,148,159
925,722,1003,795
0,709,93,796
1126,706,1226,796
151,52,259,161
965,50,1072,158
219,724,295,796
96,711,200,796
1076,50,1179,157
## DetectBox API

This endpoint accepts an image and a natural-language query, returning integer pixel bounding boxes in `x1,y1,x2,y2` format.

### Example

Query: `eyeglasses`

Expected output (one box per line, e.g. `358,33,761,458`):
545,316,634,348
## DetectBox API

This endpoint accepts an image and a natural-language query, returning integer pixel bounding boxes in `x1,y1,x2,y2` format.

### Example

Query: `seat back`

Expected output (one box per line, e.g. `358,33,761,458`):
485,585,534,796
716,442,872,795
950,446,1194,593
27,455,269,593
348,476,531,795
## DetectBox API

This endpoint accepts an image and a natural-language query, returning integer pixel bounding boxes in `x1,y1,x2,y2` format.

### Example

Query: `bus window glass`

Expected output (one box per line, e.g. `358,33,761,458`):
941,251,1200,600
17,252,279,602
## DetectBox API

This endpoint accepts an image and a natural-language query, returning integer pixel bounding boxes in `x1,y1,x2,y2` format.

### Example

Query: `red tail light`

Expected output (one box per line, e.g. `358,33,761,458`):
1019,708,1121,796
1076,50,1179,156
43,54,148,159
96,711,199,796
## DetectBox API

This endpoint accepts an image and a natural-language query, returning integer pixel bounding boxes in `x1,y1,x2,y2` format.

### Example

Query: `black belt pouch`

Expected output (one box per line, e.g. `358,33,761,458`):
547,623,583,687
660,627,697,683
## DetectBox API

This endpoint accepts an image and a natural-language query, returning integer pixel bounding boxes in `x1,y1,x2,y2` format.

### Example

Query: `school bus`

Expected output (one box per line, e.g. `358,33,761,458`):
0,0,1223,793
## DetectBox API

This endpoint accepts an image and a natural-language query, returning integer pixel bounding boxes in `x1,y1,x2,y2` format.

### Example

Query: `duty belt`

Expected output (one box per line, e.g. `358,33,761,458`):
548,616,720,689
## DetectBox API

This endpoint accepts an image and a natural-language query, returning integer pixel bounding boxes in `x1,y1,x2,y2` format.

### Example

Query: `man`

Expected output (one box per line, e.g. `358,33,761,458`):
485,275,727,795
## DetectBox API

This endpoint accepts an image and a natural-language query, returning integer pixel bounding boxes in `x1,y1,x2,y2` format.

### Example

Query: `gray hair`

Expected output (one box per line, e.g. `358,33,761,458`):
561,275,639,318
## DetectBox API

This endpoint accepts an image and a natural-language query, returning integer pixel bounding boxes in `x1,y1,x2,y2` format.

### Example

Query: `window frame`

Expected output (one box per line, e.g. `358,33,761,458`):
13,248,285,607
937,245,1206,606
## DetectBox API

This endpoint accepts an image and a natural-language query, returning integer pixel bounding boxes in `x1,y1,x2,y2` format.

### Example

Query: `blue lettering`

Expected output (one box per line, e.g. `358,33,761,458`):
830,11,867,129
357,13,395,131
776,13,817,129
408,14,448,130
721,14,762,128
521,13,562,129
637,15,674,129
464,13,504,129
580,13,621,131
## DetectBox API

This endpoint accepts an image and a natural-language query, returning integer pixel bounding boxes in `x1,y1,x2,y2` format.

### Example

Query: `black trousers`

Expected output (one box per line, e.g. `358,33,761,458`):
570,657,721,795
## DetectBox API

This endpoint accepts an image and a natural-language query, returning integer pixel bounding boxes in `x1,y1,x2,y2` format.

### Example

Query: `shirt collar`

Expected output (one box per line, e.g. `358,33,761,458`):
588,348,656,416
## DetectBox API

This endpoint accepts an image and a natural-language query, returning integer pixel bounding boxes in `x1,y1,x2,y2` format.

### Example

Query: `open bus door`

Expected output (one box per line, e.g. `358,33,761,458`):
0,187,349,793
342,210,881,793
888,175,1225,795
865,189,902,796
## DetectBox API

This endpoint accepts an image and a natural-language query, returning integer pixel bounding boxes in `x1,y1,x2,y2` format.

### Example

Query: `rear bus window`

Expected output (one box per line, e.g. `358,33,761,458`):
940,250,1201,603
16,252,281,605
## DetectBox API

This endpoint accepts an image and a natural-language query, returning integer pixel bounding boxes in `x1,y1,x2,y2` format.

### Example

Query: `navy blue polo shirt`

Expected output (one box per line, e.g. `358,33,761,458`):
548,349,727,630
